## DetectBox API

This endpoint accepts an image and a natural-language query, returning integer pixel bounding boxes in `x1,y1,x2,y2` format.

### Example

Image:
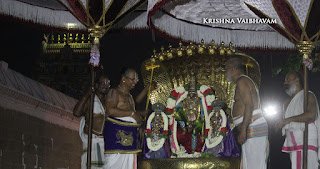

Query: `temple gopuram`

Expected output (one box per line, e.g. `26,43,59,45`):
33,33,92,99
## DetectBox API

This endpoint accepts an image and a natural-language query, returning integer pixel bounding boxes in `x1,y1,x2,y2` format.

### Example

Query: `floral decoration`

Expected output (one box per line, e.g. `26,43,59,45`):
165,84,217,153
146,129,153,138
219,127,228,137
146,112,169,152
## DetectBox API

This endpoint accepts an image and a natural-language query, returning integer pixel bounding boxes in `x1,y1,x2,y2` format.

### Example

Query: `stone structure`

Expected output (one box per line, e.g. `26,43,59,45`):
0,61,81,169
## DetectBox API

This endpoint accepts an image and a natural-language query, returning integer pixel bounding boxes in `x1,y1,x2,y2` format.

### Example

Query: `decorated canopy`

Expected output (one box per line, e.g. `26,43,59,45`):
0,0,145,31
241,0,320,45
241,0,320,70
3,0,319,51
147,0,297,49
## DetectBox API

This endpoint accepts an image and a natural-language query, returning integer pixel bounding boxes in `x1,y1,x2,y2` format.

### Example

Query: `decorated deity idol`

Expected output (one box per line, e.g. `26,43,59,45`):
144,103,171,159
172,74,207,154
165,73,223,157
146,73,240,158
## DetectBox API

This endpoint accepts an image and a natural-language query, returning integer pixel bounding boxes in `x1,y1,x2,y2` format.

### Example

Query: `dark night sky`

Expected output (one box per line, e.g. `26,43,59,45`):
1,17,320,169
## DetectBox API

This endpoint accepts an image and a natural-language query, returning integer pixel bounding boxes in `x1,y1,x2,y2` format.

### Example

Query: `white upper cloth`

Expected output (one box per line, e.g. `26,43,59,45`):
233,109,264,126
79,95,106,169
281,90,320,160
281,90,319,137
231,75,261,120
80,95,105,144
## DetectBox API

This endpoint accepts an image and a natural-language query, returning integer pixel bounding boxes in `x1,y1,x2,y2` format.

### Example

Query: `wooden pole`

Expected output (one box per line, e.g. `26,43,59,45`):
302,65,308,169
87,68,95,169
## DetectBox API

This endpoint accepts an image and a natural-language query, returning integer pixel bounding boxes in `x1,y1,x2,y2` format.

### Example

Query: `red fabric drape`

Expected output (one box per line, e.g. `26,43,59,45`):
272,0,302,41
66,0,88,24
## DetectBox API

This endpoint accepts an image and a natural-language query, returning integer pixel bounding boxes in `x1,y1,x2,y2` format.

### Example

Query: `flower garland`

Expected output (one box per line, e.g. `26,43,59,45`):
205,109,227,148
219,127,228,137
165,84,215,153
165,85,214,115
146,111,169,152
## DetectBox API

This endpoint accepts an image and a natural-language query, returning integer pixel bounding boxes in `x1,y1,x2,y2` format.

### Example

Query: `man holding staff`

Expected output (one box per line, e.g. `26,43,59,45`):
104,67,155,169
275,71,319,169
73,74,110,169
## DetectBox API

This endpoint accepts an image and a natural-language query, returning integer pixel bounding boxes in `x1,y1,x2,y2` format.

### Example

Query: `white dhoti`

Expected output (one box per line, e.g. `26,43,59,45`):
80,117,105,169
282,90,320,169
282,124,318,169
233,109,269,169
104,153,137,169
104,116,137,169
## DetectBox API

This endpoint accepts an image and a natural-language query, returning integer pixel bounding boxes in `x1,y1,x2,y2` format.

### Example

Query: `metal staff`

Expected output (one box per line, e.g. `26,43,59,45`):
145,62,160,110
140,61,160,148
296,41,314,169
86,27,105,168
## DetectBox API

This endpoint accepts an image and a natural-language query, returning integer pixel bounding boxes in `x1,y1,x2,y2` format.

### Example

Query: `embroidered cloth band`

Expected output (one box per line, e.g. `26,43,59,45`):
247,122,268,138
232,109,268,138
104,117,142,154
233,109,263,126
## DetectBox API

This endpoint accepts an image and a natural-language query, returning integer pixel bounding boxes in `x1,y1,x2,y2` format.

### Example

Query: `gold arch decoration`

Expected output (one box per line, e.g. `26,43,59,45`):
141,40,261,119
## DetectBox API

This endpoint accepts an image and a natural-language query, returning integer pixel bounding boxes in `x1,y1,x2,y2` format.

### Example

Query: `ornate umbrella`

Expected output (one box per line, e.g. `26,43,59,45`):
240,0,320,168
1,0,145,30
240,0,320,67
146,0,296,49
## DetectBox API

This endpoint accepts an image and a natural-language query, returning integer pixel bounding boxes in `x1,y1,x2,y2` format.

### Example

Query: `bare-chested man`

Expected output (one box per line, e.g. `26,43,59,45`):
225,57,269,169
104,67,153,169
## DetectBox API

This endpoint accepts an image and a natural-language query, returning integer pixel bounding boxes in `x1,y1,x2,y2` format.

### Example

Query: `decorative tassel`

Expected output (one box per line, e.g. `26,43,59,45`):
150,10,295,49
89,38,100,67
303,58,313,70
0,0,86,30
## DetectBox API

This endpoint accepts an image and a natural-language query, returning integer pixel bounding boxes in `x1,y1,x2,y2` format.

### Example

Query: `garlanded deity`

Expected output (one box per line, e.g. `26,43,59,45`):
172,73,206,153
142,41,257,168
145,71,241,158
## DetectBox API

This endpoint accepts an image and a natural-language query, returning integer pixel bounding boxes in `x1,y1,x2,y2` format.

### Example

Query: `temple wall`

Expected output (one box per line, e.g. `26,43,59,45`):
0,61,82,169
0,107,81,169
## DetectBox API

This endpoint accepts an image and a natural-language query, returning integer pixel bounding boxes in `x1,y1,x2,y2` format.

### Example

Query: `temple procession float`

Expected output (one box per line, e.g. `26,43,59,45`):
3,0,319,168
138,41,261,169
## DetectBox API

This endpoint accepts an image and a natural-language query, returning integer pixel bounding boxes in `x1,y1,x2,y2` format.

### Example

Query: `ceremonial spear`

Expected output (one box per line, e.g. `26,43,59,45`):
145,61,160,110
141,60,160,147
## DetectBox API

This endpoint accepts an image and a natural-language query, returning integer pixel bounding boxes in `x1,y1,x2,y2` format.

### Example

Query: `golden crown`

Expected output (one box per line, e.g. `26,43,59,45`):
141,40,261,116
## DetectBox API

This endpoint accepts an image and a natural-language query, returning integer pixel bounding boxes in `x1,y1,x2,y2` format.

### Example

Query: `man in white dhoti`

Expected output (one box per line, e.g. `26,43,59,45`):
275,71,319,169
73,75,110,169
225,57,269,169
105,67,154,169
